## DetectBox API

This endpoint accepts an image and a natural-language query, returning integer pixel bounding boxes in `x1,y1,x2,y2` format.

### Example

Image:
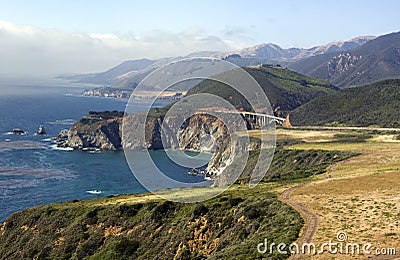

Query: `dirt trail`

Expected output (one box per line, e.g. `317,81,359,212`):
279,184,319,260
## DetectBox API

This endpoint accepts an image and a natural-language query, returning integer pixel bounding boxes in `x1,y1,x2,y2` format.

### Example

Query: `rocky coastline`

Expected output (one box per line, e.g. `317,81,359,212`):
53,111,124,150
54,111,263,182
83,87,131,99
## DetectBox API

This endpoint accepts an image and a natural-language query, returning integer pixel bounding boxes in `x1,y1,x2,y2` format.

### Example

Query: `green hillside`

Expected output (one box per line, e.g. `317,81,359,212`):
290,79,400,127
186,65,338,116
0,186,302,260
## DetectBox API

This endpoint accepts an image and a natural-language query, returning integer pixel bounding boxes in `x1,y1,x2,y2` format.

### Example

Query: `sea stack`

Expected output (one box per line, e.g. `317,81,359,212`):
36,125,46,135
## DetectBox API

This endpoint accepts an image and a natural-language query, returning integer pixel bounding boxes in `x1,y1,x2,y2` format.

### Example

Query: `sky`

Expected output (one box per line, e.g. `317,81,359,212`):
0,0,399,76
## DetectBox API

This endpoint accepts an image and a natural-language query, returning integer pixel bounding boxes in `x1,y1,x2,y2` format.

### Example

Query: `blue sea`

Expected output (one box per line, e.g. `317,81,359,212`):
0,81,209,222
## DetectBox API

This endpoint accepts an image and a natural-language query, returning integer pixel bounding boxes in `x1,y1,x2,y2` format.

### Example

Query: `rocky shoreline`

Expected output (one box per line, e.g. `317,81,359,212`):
53,111,263,182
53,111,124,150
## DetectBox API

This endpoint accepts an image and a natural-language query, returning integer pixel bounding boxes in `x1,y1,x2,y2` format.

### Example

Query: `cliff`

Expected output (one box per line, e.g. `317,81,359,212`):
55,111,124,151
56,111,261,181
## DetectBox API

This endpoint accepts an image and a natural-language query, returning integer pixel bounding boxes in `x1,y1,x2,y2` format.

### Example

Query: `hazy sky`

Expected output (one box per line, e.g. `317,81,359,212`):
0,0,399,76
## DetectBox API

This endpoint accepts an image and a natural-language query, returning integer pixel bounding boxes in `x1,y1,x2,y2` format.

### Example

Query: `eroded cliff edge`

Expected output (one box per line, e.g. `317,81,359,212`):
55,111,261,180
55,111,124,150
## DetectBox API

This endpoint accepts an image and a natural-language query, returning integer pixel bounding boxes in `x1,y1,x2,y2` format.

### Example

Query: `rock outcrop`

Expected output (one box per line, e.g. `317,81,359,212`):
55,111,264,181
327,53,362,79
54,111,123,151
66,117,122,150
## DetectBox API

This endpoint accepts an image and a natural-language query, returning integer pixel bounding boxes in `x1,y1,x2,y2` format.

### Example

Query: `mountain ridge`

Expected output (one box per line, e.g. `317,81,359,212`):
289,31,400,88
69,35,375,88
222,35,374,61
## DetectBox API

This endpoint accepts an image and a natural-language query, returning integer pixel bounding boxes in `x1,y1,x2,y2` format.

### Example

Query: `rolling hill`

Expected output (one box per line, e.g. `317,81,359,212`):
186,65,338,116
289,31,400,88
290,79,400,127
79,59,156,85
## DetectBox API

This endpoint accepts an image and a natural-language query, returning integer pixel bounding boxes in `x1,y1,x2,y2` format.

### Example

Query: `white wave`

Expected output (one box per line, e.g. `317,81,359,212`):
50,144,73,151
46,119,75,125
41,138,52,142
3,132,26,136
86,190,102,194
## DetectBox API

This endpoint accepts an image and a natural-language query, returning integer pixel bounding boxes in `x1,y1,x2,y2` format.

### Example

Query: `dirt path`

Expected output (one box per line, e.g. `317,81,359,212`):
279,184,319,260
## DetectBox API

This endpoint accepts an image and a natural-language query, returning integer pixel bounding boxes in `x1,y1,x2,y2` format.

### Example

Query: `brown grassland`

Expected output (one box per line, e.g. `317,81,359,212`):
270,128,400,259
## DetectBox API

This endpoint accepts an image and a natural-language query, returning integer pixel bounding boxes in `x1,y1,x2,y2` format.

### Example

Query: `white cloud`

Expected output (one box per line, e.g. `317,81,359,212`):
0,21,238,76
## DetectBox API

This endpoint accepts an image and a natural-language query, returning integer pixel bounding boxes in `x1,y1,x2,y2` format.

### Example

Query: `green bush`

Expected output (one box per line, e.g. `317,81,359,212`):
333,133,372,142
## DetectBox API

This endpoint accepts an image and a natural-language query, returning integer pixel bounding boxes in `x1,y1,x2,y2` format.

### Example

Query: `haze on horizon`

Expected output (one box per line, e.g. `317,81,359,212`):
0,0,399,77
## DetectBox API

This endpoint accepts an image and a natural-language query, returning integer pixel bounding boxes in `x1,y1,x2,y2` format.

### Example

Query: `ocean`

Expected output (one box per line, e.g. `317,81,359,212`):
0,82,209,222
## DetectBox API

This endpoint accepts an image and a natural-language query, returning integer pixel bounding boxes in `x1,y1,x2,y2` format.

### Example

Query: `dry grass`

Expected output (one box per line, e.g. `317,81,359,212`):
292,172,400,259
276,128,400,259
288,141,400,180
247,128,400,144
277,129,339,143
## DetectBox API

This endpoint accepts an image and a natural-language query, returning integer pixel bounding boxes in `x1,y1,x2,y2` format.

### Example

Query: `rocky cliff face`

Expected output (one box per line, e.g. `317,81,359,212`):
327,53,362,79
122,113,254,177
55,115,123,151
55,112,261,181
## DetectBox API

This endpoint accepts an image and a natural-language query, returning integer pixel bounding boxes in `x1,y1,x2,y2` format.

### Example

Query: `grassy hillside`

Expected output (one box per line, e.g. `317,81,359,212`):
230,143,356,184
0,185,302,260
290,79,400,127
186,65,337,116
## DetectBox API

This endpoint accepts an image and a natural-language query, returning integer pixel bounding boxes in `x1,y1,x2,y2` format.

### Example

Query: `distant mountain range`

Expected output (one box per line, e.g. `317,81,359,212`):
66,31,400,90
66,34,380,89
217,36,374,61
289,32,400,88
60,31,400,129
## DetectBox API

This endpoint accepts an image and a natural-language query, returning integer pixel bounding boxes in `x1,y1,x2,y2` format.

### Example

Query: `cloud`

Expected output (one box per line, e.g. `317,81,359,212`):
222,25,255,40
0,21,238,76
220,25,257,50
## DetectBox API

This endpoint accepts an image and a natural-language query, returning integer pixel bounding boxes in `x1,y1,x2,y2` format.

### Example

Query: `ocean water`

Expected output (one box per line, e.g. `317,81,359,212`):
0,83,208,222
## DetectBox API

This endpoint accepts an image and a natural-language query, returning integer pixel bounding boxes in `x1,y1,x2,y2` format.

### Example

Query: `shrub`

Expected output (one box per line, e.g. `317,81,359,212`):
112,237,140,258
151,201,176,221
192,204,209,218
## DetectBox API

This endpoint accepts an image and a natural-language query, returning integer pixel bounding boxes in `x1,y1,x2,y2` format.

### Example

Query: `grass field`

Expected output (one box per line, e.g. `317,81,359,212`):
274,128,400,259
